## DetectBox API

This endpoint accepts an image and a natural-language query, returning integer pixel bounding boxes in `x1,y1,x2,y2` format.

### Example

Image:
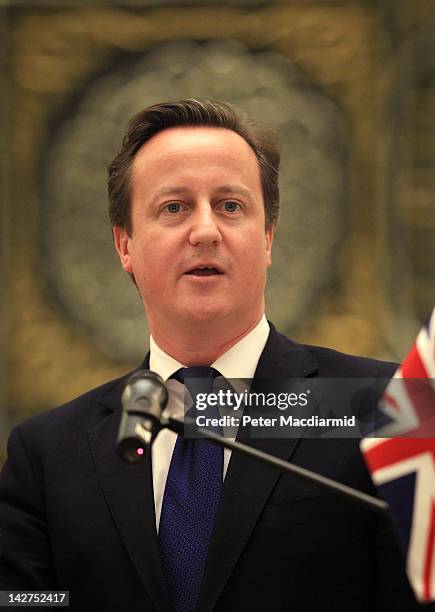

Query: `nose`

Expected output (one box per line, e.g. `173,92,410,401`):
188,203,222,246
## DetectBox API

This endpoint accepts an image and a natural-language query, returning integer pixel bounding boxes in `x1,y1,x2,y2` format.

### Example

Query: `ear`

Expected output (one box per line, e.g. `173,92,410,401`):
113,226,134,274
265,225,274,268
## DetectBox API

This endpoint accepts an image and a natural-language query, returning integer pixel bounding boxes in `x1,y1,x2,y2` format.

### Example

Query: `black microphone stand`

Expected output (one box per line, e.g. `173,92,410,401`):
162,415,388,514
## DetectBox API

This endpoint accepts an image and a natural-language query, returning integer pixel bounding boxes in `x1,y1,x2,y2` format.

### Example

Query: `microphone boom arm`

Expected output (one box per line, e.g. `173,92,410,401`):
116,370,387,514
165,416,388,514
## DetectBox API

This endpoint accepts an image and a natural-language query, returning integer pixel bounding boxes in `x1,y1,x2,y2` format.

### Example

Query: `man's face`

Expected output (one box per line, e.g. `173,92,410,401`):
114,126,274,335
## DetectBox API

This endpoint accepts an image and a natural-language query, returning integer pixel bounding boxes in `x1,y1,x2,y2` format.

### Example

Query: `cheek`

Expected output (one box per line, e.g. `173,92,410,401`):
130,236,178,288
234,257,268,295
238,239,270,273
132,229,183,256
129,232,166,264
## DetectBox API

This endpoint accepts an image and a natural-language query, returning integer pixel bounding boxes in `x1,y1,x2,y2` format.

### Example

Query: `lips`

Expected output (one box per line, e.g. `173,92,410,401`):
185,264,224,276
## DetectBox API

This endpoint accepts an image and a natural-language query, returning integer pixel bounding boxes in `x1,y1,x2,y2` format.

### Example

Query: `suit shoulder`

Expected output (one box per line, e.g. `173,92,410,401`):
302,342,398,377
16,371,132,439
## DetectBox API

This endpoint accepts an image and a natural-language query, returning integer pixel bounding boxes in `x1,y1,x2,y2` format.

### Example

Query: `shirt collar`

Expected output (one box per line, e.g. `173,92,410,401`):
149,315,270,381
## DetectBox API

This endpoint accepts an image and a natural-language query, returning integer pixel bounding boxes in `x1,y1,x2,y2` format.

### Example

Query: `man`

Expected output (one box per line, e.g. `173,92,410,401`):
0,100,426,611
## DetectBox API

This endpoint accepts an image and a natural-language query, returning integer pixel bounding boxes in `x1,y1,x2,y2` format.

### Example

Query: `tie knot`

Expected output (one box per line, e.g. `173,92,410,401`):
172,366,219,382
171,366,220,403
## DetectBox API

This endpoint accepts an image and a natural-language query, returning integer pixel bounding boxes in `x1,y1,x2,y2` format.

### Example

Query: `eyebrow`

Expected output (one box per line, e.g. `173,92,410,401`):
153,185,253,199
215,185,253,198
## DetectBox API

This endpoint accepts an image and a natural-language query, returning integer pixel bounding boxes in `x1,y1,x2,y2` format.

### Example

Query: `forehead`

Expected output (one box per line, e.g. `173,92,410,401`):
131,126,262,190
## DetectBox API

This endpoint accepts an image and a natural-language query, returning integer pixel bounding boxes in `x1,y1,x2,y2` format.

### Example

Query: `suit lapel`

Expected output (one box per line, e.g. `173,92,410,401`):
197,324,319,612
87,359,174,612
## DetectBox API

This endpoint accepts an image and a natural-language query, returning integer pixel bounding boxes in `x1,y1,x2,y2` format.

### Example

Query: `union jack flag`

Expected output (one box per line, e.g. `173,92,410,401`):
361,307,435,602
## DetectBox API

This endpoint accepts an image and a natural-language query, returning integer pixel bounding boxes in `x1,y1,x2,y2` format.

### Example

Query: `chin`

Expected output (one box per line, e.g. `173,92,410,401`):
182,303,230,325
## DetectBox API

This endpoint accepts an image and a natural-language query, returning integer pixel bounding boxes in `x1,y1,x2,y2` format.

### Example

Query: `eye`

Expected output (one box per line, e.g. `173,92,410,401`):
165,202,183,213
223,201,240,213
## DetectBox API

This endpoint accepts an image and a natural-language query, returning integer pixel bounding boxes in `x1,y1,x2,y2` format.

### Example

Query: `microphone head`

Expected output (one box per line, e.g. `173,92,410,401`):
117,428,150,464
117,370,169,464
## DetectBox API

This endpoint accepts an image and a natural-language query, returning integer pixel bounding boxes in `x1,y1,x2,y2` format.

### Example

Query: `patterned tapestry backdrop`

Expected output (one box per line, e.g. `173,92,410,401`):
1,0,433,462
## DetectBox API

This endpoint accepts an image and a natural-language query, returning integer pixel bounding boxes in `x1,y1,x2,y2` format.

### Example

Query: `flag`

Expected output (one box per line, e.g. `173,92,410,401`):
361,307,435,602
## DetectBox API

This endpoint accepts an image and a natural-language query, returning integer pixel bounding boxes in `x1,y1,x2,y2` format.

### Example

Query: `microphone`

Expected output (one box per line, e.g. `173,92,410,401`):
117,370,168,464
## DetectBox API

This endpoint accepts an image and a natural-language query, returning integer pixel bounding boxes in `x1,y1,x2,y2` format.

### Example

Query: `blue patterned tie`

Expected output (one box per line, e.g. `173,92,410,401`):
159,367,223,612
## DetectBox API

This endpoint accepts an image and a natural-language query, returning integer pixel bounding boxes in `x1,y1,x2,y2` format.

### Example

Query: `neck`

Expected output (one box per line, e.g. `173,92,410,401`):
150,313,264,366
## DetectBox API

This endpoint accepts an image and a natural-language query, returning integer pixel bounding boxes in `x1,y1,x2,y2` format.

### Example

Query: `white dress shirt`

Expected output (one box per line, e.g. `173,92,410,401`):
149,315,270,530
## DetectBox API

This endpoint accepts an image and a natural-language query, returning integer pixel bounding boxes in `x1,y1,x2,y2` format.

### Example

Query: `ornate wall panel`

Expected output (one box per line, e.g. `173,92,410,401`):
1,0,433,461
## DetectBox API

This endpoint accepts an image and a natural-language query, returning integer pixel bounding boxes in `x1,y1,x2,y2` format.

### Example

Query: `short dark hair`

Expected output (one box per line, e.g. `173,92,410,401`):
107,98,280,234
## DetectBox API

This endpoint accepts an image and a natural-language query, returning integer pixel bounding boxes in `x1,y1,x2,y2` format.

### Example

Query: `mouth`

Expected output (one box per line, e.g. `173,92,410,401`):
184,265,224,277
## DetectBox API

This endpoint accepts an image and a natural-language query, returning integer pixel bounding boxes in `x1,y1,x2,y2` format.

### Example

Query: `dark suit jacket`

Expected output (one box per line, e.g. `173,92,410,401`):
0,324,428,611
